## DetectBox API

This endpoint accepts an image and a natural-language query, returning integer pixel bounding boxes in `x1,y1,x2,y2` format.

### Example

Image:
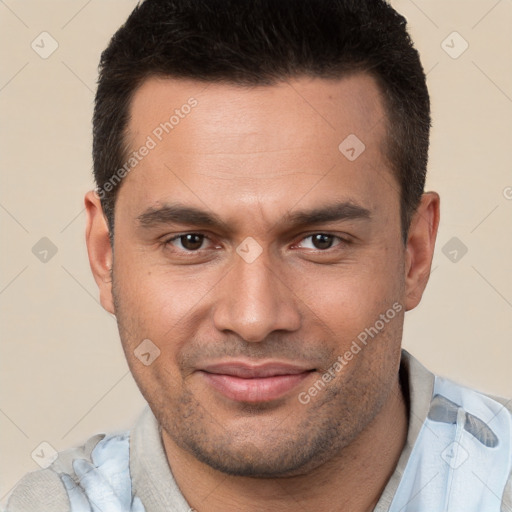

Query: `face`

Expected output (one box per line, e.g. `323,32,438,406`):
86,73,438,477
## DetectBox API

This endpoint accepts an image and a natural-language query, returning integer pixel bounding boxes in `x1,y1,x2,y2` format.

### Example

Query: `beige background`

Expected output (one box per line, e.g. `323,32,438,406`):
0,0,511,504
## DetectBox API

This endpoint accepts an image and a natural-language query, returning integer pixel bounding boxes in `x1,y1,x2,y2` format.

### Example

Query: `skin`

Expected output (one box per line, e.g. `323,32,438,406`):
85,73,440,511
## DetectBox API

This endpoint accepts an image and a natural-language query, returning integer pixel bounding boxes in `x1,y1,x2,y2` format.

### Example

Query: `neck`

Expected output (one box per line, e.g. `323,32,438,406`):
162,377,408,512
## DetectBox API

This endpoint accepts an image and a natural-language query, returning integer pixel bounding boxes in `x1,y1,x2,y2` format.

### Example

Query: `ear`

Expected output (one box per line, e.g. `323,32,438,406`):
404,192,440,311
84,190,115,314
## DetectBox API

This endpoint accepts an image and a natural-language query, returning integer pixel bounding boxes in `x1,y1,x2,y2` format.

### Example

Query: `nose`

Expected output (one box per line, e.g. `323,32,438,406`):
212,246,302,342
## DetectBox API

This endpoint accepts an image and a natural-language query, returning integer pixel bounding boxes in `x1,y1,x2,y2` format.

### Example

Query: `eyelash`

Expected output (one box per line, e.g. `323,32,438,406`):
163,232,350,253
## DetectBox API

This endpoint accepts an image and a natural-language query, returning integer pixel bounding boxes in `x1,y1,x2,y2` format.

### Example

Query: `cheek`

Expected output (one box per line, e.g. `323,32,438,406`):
113,251,220,345
296,249,403,327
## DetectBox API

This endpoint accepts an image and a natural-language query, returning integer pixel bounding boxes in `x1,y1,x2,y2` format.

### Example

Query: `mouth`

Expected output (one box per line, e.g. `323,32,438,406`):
197,361,316,403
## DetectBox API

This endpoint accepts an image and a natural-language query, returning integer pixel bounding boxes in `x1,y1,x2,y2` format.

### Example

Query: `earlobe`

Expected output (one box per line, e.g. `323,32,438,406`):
84,190,115,314
404,192,440,311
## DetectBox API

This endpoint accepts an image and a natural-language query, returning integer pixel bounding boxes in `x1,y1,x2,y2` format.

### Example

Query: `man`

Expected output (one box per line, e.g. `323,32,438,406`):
7,0,511,511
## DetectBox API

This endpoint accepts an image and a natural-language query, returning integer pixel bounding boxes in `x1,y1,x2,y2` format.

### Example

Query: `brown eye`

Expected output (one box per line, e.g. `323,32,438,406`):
167,234,206,251
310,234,335,250
293,233,350,253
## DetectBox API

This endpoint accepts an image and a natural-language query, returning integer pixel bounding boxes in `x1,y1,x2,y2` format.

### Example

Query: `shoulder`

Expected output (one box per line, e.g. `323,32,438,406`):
4,469,70,512
6,433,105,512
486,392,512,508
392,352,512,511
488,393,512,415
430,376,512,509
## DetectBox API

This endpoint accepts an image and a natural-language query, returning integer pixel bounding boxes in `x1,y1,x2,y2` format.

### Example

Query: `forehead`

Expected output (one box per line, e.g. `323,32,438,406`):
126,73,387,155
116,73,396,228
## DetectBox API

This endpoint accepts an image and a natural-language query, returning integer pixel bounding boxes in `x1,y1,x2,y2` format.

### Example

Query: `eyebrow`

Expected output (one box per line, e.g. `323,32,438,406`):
137,204,230,230
136,201,371,231
285,202,371,226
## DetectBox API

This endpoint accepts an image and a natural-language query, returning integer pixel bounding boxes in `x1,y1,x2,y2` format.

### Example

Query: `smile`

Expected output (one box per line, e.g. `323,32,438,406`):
197,362,315,402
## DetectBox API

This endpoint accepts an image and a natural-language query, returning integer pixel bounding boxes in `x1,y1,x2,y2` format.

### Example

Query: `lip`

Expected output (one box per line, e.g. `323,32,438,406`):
198,361,315,403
